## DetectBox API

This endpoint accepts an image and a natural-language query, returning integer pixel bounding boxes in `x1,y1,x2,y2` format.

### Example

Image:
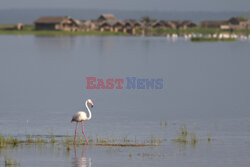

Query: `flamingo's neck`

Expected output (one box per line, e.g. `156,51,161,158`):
85,100,92,120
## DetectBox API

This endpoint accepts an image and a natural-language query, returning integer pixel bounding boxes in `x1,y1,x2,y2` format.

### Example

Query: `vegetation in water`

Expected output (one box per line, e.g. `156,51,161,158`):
190,133,198,145
190,37,237,42
25,135,34,143
171,125,213,146
0,24,250,36
160,120,167,128
49,132,56,144
0,24,127,36
4,155,19,166
172,125,189,143
207,134,211,142
0,134,19,148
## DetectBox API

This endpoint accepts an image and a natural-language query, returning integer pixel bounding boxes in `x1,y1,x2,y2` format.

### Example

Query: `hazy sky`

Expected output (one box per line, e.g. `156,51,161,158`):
0,0,249,11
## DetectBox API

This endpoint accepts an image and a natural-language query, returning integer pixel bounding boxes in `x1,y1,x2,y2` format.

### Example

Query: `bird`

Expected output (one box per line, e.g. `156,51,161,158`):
71,99,94,145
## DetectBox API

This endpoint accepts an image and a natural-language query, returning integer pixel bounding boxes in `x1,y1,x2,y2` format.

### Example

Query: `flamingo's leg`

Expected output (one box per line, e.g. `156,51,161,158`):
74,122,78,144
81,121,88,145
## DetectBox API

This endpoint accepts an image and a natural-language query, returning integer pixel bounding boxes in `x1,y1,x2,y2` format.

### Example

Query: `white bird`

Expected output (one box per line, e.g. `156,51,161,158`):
71,99,94,145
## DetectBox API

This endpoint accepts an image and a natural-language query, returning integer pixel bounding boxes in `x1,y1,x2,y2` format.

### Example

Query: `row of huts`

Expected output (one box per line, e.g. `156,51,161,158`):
34,14,197,34
34,14,250,34
201,17,250,30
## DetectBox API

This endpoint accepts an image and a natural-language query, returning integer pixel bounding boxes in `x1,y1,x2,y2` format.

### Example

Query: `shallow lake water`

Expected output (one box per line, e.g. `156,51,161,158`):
0,35,250,167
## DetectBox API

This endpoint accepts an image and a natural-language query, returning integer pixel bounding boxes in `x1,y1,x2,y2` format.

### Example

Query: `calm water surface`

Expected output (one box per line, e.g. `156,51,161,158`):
0,35,250,167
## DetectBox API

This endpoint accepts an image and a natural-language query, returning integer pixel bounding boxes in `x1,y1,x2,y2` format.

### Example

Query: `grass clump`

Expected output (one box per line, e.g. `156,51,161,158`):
0,135,19,147
147,136,163,145
73,136,87,145
49,132,56,144
96,136,109,144
172,125,189,143
4,156,19,166
0,24,128,36
6,137,19,146
64,137,73,145
88,137,94,143
0,134,7,148
25,135,46,144
164,120,167,128
190,133,198,145
66,145,71,152
190,37,236,42
172,125,202,147
5,159,18,166
207,134,211,142
128,152,132,159
35,138,45,143
160,120,167,128
25,135,34,143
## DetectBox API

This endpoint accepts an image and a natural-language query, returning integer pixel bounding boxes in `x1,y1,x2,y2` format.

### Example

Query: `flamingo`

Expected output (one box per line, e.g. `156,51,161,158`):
71,99,94,145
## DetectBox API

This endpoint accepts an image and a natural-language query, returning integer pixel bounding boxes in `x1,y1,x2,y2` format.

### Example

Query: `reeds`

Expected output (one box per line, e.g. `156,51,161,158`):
172,125,203,146
5,159,18,166
172,125,189,143
49,133,56,144
0,134,19,148
1,134,163,147
4,155,19,166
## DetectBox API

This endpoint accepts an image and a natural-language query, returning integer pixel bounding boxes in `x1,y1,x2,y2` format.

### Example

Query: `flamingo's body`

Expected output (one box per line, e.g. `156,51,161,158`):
71,99,94,145
71,111,90,122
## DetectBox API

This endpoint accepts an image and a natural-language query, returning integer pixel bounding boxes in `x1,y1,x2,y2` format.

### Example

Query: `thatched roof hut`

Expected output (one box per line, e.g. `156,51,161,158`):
97,14,116,21
98,20,117,31
34,16,81,31
152,21,176,29
226,17,241,25
81,20,98,31
170,20,196,29
201,21,227,28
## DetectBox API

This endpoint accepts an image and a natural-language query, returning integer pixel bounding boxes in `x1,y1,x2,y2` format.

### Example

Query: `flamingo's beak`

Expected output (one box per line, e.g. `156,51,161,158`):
90,102,94,108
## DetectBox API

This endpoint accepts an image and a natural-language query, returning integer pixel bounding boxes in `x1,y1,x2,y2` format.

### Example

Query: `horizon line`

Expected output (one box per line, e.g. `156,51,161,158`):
0,8,249,13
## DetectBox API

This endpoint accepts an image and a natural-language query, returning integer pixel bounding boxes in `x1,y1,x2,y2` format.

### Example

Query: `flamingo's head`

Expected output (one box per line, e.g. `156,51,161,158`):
87,99,94,108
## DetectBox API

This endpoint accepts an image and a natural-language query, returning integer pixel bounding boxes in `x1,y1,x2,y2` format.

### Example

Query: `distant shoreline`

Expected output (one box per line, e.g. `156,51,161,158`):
0,24,249,41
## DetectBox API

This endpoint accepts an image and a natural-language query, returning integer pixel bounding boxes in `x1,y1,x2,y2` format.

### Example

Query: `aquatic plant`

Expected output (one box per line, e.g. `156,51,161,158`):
147,136,163,145
4,156,19,166
24,135,47,144
6,137,19,146
64,137,73,145
172,125,189,143
0,134,7,148
1,133,163,147
88,136,94,143
0,135,19,148
25,135,34,143
5,159,17,166
207,134,211,142
160,120,167,128
49,132,56,144
35,138,45,143
128,152,132,159
190,133,198,145
191,37,237,42
164,120,167,128
66,145,71,152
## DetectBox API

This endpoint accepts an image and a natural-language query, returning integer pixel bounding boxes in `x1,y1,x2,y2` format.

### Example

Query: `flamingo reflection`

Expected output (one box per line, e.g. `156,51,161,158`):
73,145,91,167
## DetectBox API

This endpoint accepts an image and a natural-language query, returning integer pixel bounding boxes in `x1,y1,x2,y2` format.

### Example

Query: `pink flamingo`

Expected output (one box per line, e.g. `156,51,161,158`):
71,99,94,145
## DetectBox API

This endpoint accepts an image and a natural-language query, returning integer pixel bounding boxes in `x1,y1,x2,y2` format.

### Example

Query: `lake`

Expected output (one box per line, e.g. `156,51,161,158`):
0,35,250,167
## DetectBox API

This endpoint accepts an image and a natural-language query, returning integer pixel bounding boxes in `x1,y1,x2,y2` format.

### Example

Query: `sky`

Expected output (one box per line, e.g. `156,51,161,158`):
0,0,249,11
